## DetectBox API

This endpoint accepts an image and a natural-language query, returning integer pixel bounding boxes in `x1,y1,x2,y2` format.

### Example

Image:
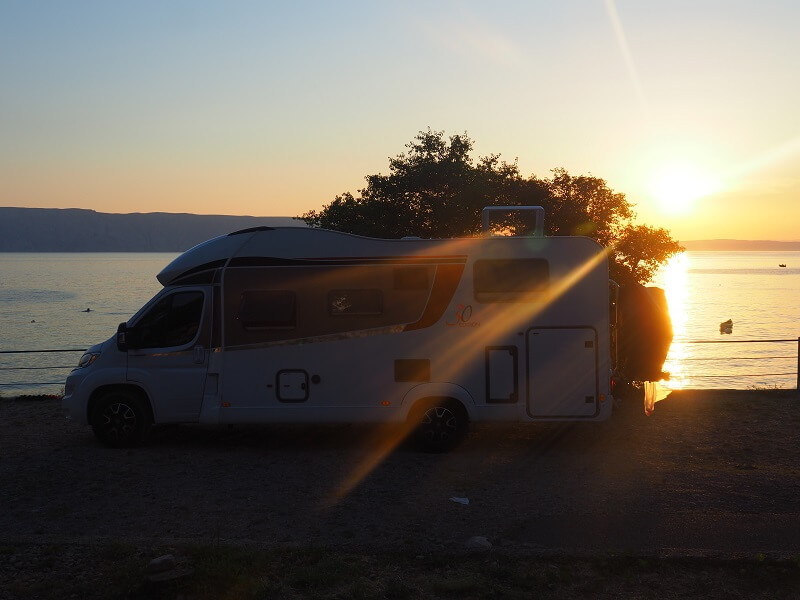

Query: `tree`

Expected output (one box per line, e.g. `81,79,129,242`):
612,224,684,285
302,129,547,238
302,129,683,284
535,168,633,244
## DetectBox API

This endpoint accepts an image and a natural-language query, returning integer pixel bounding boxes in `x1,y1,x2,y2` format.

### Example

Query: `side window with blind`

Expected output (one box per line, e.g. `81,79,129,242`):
473,259,549,302
239,290,296,329
393,266,429,290
224,264,435,346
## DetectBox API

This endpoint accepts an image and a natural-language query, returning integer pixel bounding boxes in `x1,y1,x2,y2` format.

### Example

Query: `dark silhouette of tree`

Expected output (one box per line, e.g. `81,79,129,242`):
612,224,684,285
302,129,546,238
535,168,633,244
302,129,683,284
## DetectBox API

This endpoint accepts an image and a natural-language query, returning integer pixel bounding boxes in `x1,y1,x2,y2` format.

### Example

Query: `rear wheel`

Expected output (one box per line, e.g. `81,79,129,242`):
413,399,467,452
91,391,150,447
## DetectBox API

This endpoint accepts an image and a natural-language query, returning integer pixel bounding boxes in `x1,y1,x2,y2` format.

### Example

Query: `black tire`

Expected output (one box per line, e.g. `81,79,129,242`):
413,399,468,452
90,391,151,448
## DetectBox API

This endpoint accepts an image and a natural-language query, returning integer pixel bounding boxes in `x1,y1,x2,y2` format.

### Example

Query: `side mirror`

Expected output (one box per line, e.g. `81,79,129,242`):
116,322,129,351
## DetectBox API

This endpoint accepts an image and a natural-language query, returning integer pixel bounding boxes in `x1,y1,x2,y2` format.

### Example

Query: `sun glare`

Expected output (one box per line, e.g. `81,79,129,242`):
656,252,689,390
649,164,719,215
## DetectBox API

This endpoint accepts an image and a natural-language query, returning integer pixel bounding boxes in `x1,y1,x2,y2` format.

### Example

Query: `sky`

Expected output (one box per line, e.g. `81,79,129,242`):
1,0,799,242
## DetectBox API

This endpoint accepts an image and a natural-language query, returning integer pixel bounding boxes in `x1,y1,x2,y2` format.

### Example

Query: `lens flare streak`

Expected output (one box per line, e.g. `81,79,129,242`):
324,242,611,507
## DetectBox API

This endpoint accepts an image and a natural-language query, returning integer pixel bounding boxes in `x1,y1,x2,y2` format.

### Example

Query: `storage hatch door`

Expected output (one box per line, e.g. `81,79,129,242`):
527,327,599,418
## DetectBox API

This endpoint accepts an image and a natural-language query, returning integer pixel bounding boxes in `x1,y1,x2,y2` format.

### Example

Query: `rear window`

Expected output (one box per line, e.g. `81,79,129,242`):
473,259,549,302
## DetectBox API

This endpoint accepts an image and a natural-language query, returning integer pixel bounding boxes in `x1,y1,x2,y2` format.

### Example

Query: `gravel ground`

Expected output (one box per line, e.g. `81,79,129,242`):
2,390,800,595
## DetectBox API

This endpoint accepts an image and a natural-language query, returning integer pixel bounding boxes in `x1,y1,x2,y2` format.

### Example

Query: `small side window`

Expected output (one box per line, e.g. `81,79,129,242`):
239,291,296,329
328,289,383,316
474,259,549,302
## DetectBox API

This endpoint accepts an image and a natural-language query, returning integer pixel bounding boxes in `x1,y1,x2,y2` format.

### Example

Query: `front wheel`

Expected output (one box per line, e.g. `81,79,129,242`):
91,391,151,448
413,399,468,452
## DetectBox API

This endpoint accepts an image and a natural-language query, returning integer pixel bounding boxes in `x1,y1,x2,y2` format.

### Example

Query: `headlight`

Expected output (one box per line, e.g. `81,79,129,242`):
77,352,100,368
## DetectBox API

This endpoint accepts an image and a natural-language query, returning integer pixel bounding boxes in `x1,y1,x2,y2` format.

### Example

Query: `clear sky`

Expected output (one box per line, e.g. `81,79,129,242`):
1,0,798,241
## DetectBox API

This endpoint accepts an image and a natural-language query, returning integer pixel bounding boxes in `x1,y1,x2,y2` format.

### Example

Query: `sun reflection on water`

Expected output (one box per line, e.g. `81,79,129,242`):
656,252,690,389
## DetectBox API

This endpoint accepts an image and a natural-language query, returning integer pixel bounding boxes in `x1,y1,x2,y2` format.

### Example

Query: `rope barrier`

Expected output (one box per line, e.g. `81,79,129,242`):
0,349,87,354
0,382,66,387
0,366,75,371
672,372,797,378
1,340,798,390
678,339,796,344
677,356,797,361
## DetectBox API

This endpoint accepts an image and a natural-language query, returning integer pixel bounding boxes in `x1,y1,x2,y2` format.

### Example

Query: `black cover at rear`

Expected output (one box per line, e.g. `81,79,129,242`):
617,284,673,382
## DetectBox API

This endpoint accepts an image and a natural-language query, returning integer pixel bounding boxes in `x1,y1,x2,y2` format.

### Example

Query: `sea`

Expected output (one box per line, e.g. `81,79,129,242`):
1,253,173,397
1,251,799,396
652,251,800,392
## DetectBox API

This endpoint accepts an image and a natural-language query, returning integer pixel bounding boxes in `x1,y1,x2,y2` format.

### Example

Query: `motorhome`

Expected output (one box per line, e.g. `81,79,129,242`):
63,207,628,450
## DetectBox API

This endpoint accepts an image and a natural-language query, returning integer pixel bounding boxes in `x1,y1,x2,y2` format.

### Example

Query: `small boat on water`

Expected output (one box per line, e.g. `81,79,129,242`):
779,264,787,267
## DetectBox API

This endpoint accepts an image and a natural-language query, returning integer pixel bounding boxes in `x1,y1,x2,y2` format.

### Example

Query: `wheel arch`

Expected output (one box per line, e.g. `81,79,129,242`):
407,395,470,423
402,383,475,421
87,384,154,425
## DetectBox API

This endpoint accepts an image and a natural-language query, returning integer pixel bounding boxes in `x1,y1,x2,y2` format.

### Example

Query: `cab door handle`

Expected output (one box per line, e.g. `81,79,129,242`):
193,345,205,364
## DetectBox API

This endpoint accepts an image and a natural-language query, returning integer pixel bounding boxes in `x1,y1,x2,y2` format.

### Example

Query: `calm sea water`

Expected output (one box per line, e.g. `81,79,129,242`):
653,251,800,391
1,251,799,395
0,253,176,396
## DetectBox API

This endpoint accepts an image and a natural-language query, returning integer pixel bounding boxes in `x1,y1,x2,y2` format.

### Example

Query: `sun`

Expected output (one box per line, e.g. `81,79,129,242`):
649,163,719,215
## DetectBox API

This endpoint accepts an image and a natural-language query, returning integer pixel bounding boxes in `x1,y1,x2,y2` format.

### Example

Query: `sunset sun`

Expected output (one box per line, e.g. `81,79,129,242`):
649,164,719,215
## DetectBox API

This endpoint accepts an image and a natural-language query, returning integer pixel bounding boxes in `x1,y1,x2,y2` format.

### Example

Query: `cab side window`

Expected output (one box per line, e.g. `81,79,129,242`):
137,291,204,348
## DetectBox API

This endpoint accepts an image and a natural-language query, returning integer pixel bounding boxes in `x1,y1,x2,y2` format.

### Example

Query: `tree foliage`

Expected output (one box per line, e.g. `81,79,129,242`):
302,129,683,284
302,130,543,238
612,224,684,285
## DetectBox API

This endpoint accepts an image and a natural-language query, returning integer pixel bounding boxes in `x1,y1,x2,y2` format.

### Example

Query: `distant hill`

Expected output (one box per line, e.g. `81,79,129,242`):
3,208,799,253
0,207,305,252
681,239,800,251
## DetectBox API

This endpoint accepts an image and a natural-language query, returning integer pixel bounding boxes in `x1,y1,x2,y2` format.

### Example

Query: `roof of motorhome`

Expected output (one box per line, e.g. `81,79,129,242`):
157,226,606,286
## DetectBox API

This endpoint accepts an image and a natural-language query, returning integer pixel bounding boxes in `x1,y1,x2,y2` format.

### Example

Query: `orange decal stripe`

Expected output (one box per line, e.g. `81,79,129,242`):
403,264,465,331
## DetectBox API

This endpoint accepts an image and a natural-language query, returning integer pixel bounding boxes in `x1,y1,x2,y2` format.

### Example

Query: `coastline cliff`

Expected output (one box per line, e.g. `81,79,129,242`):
0,207,303,252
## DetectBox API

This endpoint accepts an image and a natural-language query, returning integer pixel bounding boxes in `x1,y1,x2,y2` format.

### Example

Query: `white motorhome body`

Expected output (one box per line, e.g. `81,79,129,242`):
64,218,615,448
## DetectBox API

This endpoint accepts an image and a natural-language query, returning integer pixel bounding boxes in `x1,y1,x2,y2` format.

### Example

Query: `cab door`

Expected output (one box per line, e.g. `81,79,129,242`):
126,287,211,422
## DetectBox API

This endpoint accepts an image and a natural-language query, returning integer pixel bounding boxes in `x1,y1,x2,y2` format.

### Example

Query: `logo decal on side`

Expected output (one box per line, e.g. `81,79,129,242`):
446,304,479,327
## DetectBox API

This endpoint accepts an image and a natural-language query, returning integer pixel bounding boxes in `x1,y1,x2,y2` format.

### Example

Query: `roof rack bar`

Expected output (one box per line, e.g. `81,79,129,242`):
481,206,545,237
